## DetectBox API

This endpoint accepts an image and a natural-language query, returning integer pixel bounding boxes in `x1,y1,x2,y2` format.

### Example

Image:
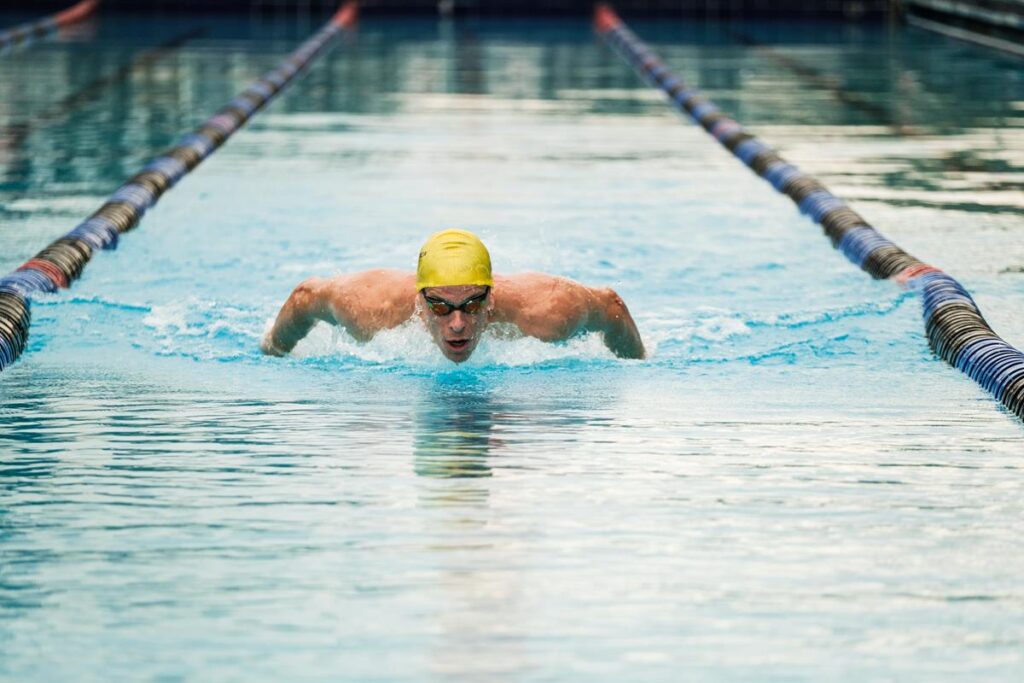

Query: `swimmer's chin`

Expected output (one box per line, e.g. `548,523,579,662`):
439,338,477,363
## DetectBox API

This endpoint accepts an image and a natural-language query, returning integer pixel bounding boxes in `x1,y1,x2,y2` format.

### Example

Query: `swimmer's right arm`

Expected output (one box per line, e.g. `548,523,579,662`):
261,271,417,355
261,278,341,356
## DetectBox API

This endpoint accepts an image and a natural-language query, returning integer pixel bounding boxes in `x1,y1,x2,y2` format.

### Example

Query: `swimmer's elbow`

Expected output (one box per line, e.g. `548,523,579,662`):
595,288,645,359
289,278,319,309
287,278,332,322
596,288,628,324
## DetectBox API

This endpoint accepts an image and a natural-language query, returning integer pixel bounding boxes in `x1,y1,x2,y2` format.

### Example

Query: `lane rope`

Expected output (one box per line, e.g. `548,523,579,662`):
594,3,1024,422
0,0,99,56
0,1,358,373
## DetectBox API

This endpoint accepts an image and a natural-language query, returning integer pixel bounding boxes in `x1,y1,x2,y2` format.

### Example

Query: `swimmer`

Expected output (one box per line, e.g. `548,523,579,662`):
261,229,645,362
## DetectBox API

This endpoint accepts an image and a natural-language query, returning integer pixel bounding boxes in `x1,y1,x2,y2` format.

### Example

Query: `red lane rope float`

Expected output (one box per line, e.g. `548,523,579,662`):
0,0,99,55
595,3,1024,422
17,260,68,290
53,0,100,27
0,0,358,373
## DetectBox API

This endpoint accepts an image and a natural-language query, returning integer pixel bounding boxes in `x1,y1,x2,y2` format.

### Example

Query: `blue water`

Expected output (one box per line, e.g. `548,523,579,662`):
2,11,1024,682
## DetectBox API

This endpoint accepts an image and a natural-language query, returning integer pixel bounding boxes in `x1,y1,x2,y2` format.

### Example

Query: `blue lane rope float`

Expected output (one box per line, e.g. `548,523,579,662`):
0,0,99,56
595,3,1024,421
0,0,358,373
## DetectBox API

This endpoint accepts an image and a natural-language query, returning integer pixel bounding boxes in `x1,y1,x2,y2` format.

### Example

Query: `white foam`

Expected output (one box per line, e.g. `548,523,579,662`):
644,306,752,353
140,299,262,361
143,301,193,335
282,318,618,367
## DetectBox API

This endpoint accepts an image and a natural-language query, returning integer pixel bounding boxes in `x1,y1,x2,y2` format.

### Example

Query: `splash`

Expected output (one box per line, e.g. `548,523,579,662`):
643,306,753,356
285,318,619,368
132,291,912,371
143,297,262,360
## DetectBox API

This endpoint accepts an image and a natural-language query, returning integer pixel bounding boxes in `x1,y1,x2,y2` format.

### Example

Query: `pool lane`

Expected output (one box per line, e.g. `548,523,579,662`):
0,1,358,373
596,2,1024,422
1,14,1022,681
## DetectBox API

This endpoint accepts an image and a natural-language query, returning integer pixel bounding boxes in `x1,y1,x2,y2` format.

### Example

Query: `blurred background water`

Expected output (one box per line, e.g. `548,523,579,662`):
1,11,1023,681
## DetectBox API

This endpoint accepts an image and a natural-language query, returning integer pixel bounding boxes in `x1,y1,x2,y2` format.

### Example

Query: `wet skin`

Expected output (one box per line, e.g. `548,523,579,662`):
261,269,645,361
419,285,491,363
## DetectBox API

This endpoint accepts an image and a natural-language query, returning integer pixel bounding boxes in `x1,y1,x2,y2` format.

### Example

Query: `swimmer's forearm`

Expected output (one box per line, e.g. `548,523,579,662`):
262,316,315,356
261,279,336,356
594,290,645,359
604,318,645,359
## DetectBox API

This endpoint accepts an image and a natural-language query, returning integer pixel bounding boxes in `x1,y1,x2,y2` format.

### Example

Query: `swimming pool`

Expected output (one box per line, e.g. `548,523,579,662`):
2,9,1023,681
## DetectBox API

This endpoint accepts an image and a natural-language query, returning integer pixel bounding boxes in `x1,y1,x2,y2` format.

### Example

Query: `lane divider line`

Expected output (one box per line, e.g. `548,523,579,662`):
0,1,358,373
0,0,100,57
594,2,1024,422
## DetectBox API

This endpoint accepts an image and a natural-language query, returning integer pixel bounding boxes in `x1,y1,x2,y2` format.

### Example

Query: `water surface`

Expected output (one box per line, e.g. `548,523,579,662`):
1,12,1023,682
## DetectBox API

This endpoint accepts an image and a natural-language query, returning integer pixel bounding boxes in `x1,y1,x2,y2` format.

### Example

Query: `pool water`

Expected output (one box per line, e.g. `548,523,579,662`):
1,11,1023,681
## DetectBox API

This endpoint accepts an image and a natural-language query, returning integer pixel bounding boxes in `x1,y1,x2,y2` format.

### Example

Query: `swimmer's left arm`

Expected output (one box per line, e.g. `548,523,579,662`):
587,288,645,360
505,278,645,359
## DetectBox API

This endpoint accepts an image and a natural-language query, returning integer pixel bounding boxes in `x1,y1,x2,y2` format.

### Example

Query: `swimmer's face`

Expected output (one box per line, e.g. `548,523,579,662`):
419,285,491,363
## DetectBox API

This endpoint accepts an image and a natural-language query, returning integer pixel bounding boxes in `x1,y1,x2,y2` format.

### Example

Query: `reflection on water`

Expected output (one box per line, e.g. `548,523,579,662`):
412,378,517,678
410,374,618,680
414,378,495,482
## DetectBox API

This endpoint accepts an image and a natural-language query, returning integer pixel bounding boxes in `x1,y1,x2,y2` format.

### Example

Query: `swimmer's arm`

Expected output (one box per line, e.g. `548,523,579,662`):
504,280,645,359
261,271,416,356
261,278,340,356
587,288,645,360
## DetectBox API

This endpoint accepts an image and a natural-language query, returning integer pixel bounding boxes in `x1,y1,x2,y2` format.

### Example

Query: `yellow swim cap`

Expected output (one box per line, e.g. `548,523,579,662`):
416,229,493,291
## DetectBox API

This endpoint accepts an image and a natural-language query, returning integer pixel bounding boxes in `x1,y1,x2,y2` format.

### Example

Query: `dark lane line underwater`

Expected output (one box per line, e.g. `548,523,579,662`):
0,26,208,160
727,29,921,137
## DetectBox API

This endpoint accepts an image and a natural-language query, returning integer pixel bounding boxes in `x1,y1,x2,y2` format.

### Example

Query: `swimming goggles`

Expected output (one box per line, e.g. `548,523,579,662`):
422,288,489,316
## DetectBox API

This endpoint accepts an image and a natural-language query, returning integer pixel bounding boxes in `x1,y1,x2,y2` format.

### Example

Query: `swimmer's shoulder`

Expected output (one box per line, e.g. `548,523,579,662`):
320,270,416,333
322,269,415,297
494,272,588,302
491,273,590,332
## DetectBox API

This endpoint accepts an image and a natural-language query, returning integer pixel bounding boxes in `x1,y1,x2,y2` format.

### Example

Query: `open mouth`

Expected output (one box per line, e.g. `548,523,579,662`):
445,339,470,352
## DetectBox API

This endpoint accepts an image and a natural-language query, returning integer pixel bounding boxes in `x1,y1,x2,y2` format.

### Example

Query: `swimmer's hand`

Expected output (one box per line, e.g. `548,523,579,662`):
260,331,287,357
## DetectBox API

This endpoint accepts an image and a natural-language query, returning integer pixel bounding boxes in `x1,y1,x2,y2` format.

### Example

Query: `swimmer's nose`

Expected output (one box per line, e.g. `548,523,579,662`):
448,311,467,334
